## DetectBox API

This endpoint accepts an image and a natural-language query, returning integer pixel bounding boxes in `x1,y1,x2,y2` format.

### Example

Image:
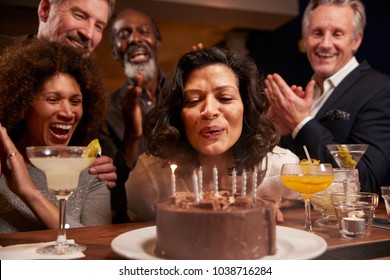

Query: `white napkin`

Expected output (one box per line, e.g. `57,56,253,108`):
0,240,85,260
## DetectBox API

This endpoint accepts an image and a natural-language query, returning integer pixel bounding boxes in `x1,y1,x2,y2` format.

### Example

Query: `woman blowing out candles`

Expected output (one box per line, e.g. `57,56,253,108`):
0,39,111,233
125,47,301,222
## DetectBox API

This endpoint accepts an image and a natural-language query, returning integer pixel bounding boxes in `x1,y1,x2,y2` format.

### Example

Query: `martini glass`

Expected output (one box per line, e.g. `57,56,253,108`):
326,144,368,169
26,146,98,255
281,163,334,232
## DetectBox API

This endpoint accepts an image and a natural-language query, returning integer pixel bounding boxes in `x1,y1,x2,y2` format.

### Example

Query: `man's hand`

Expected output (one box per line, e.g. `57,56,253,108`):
122,73,144,138
89,156,117,189
264,73,315,135
266,106,292,136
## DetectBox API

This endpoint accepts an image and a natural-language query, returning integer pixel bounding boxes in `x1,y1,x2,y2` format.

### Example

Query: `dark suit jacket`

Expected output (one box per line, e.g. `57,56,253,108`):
280,61,390,194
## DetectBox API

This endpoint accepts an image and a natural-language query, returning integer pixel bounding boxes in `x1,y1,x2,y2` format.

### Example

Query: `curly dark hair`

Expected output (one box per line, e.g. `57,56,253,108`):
144,47,280,177
0,38,106,146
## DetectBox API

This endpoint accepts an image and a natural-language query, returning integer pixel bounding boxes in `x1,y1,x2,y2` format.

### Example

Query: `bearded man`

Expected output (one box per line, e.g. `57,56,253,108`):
100,9,166,223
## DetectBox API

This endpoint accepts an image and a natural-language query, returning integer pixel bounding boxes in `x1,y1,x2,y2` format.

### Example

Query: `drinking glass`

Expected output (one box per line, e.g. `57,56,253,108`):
326,144,368,168
26,146,98,255
281,163,334,232
311,168,360,228
380,186,390,223
331,192,378,239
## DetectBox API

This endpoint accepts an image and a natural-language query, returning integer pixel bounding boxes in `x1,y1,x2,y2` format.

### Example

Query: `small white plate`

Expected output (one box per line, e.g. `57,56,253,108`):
111,226,327,260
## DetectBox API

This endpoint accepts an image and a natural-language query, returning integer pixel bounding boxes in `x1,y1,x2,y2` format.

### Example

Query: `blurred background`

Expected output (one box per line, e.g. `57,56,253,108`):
1,0,388,92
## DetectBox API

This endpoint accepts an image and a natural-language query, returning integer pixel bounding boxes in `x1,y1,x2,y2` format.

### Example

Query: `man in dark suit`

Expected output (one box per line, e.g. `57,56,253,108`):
264,0,390,194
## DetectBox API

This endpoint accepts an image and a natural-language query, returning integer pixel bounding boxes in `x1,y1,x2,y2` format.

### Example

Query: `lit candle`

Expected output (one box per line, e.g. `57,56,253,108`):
232,168,237,195
213,165,218,195
252,166,258,202
241,169,247,196
348,210,365,218
192,170,200,203
170,164,178,196
198,166,203,192
341,216,365,235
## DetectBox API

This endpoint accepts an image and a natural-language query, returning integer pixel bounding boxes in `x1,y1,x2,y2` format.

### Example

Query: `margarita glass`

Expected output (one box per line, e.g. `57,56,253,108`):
26,146,98,255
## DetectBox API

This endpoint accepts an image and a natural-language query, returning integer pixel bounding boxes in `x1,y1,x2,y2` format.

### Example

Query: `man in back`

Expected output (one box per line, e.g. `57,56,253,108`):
264,0,390,194
36,0,114,56
100,9,166,222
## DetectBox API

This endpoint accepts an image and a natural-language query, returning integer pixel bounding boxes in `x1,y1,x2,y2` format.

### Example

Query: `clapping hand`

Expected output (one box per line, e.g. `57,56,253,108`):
264,73,315,135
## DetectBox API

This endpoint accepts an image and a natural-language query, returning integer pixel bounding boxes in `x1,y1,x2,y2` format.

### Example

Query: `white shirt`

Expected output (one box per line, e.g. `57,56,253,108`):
292,57,359,138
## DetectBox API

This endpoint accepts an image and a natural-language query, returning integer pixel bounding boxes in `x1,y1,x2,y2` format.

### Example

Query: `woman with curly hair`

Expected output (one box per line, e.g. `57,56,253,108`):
125,47,300,222
0,38,111,233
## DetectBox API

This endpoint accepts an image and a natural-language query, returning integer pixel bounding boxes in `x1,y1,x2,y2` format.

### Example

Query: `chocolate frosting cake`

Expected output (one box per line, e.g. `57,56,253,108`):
155,191,276,259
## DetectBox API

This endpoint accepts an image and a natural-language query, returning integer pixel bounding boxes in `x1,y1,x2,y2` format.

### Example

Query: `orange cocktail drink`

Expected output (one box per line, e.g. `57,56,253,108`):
281,174,334,199
281,163,334,232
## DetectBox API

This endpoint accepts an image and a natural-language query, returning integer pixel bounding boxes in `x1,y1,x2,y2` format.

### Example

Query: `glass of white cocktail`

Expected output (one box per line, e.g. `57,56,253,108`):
326,144,368,169
26,146,98,255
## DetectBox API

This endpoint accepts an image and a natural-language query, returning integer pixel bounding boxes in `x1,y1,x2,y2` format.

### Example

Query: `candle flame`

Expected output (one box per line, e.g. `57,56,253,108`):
170,164,178,174
348,210,365,218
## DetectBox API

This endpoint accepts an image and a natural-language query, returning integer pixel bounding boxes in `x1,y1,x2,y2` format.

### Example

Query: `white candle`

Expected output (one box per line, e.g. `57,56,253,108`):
213,165,218,195
241,169,247,196
252,166,258,202
232,168,237,195
170,164,178,196
341,217,365,234
198,166,203,192
192,170,200,203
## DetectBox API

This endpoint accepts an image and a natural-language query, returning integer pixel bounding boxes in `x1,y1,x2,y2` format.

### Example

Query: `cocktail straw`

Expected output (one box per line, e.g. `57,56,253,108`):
303,145,312,164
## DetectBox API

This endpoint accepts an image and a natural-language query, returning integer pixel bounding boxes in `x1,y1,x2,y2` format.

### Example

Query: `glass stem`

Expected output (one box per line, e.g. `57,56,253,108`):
304,198,313,232
56,198,68,245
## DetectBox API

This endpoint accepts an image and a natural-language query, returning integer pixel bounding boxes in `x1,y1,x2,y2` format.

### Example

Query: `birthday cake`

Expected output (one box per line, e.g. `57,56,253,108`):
155,191,276,259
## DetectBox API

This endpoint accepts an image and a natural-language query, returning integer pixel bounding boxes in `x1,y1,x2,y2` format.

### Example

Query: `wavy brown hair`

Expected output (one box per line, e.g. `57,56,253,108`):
0,38,106,145
144,47,279,177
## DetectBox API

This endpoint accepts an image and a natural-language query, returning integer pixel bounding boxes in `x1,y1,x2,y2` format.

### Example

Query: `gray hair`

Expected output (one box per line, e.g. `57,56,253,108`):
49,0,116,18
302,0,366,40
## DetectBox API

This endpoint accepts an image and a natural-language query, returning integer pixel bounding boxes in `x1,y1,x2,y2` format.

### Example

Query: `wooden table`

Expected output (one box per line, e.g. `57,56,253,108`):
1,203,389,260
283,202,389,249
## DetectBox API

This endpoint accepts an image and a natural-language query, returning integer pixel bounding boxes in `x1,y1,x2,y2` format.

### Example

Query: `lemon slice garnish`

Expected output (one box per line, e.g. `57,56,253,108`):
299,159,320,174
300,159,320,164
83,139,102,157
